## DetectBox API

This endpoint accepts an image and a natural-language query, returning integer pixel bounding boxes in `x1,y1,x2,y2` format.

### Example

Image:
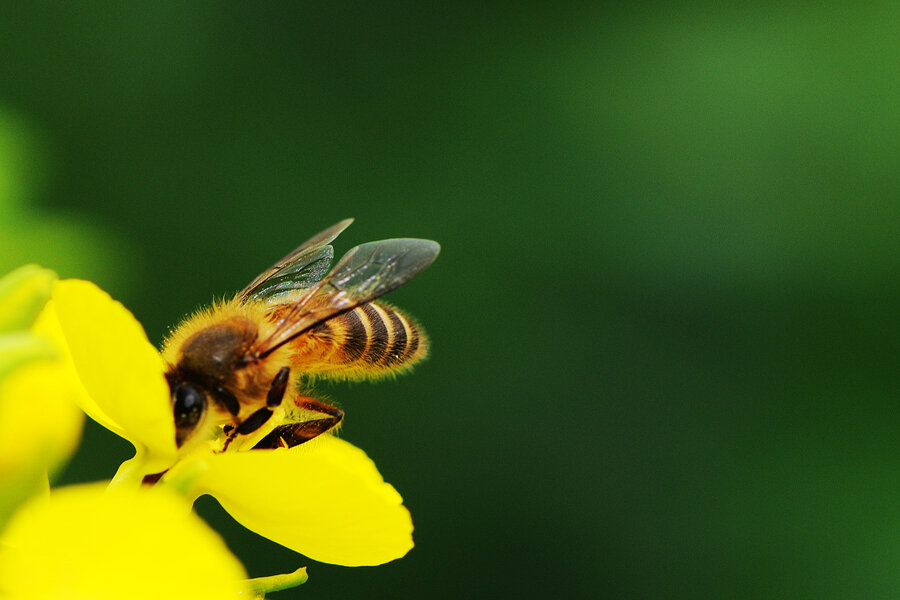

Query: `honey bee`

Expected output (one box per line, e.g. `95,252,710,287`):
161,219,439,452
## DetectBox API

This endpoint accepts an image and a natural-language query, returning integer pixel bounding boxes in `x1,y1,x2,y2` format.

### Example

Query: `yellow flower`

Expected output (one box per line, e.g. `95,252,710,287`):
0,483,250,599
42,278,414,567
0,269,264,599
0,266,84,525
39,279,176,475
0,264,55,334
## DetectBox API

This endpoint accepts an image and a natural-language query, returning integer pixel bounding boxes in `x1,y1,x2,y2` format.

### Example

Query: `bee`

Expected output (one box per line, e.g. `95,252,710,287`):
161,219,439,452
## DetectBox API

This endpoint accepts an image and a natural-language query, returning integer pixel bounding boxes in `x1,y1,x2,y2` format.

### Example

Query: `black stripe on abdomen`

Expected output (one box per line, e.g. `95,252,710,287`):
360,304,389,364
383,309,408,365
341,308,368,363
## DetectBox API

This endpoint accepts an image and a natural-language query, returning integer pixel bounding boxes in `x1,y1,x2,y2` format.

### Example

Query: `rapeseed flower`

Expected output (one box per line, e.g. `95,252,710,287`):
42,278,414,567
0,484,251,599
0,266,251,599
0,265,83,523
0,266,414,597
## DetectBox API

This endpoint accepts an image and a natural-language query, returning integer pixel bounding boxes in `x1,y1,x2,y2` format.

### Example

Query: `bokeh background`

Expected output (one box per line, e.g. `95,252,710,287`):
2,3,899,598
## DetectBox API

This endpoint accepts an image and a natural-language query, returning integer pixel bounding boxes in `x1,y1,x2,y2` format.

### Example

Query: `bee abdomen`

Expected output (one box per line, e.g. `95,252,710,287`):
297,301,427,379
345,302,424,368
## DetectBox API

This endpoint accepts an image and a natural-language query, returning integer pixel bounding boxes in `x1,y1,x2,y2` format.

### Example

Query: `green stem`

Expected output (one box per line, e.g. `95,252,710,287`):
247,566,309,596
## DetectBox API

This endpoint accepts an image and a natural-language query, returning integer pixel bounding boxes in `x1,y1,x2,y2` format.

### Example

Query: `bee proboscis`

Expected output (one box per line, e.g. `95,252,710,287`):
161,218,439,453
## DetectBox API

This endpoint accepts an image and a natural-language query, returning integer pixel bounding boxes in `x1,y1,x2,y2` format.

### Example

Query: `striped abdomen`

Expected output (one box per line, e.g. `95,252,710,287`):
288,301,427,379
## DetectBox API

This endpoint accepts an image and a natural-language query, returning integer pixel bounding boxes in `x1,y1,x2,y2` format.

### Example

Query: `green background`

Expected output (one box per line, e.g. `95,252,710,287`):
2,3,899,598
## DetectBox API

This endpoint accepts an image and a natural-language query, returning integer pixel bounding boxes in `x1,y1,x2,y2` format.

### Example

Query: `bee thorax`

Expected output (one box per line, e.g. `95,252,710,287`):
178,317,258,383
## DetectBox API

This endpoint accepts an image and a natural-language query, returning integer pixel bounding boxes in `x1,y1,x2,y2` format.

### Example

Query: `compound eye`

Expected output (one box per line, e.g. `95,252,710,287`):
173,384,206,443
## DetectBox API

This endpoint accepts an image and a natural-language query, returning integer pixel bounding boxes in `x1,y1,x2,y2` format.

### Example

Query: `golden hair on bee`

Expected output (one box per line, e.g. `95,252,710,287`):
161,298,264,366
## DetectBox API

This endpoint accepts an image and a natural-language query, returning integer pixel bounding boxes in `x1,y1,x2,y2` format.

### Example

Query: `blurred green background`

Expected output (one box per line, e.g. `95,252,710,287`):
2,3,899,598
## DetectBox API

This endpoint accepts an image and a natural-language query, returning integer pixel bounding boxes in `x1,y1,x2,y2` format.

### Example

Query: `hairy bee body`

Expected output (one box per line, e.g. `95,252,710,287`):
160,219,438,451
162,299,427,417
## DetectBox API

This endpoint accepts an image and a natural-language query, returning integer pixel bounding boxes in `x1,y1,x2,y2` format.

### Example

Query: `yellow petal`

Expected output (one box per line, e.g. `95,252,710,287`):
0,358,84,524
31,301,126,439
47,280,176,462
0,358,84,477
0,483,250,599
0,265,55,334
0,331,54,380
191,436,414,566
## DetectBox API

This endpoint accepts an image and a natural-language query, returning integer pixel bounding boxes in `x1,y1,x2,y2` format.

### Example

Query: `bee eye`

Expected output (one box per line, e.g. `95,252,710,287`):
173,384,206,442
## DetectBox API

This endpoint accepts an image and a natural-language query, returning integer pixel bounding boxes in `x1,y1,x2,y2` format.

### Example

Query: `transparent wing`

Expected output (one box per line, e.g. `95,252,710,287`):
238,218,354,303
256,237,440,358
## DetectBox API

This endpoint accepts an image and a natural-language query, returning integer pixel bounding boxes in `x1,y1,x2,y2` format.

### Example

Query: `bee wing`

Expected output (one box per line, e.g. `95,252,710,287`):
256,237,440,358
238,218,354,303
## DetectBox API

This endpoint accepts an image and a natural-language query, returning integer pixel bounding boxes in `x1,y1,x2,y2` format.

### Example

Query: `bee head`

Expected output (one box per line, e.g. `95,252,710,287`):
167,373,208,447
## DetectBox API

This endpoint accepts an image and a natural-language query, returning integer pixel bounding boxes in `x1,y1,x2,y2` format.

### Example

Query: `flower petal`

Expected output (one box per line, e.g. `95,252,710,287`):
0,483,249,599
0,358,84,525
0,265,55,334
47,280,175,462
191,436,414,566
0,358,84,476
0,332,54,380
31,305,125,439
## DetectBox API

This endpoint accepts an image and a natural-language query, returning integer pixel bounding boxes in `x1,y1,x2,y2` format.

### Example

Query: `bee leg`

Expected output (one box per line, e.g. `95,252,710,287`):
267,366,291,407
221,406,274,451
141,470,168,486
252,398,344,449
211,384,240,416
220,367,290,451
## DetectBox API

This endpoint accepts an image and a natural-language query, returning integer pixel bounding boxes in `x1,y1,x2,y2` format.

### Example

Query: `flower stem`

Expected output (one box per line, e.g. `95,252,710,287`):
247,566,309,596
